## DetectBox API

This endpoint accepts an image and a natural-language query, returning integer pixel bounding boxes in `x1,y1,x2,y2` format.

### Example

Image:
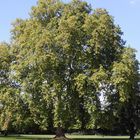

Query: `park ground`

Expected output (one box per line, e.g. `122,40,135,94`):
0,135,140,140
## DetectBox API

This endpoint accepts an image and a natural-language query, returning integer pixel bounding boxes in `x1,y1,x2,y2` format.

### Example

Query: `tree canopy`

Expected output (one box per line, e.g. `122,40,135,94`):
0,0,139,139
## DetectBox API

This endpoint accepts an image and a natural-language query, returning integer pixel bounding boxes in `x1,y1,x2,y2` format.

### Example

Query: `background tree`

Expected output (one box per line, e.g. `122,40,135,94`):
111,48,140,139
0,43,17,135
0,43,14,135
0,42,34,135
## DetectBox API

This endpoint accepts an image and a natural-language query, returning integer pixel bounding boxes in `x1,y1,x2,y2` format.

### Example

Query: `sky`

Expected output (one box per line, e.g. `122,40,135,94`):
0,0,140,61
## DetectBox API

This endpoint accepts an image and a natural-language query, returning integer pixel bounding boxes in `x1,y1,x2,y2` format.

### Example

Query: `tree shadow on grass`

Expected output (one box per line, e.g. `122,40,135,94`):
72,137,140,140
14,138,115,140
0,135,140,140
14,138,140,140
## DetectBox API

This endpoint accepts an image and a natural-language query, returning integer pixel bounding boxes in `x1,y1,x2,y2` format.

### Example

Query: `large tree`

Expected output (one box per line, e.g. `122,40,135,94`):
9,0,139,139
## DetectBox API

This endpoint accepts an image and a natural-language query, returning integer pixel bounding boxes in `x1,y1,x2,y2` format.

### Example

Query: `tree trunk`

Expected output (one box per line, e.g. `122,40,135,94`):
129,121,137,140
53,127,70,140
55,127,65,137
129,130,135,140
3,130,8,136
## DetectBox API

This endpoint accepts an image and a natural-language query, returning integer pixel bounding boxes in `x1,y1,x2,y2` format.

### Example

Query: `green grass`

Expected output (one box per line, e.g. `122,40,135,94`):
0,135,140,140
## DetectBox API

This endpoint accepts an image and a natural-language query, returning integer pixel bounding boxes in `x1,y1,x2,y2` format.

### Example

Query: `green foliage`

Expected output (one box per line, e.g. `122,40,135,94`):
0,43,13,131
112,47,139,102
0,0,139,137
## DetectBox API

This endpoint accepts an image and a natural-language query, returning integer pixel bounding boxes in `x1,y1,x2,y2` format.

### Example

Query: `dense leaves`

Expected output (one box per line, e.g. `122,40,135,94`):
0,0,139,139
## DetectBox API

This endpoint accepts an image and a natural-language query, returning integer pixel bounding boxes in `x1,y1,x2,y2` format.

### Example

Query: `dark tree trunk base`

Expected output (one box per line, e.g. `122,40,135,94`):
52,127,70,140
129,134,135,140
129,135,135,140
129,130,135,140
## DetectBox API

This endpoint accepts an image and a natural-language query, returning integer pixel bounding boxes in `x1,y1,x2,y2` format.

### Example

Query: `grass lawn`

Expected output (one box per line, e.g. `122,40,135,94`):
0,135,140,140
